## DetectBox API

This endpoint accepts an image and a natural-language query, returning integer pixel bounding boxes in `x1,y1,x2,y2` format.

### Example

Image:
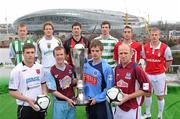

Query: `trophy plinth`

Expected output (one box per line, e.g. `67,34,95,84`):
70,47,89,106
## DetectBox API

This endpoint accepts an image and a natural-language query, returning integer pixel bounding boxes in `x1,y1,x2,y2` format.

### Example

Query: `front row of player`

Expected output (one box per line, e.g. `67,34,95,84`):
9,40,151,119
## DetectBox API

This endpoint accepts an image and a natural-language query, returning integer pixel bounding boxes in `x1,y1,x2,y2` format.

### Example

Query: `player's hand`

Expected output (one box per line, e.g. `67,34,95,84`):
112,93,129,106
26,98,39,111
73,78,78,85
67,98,76,107
89,98,96,105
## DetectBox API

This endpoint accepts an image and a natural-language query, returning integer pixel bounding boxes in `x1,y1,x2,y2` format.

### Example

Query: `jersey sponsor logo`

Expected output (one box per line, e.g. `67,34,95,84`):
26,76,40,83
36,69,40,74
146,58,161,62
44,50,53,55
22,69,27,72
26,76,41,90
59,75,72,90
125,72,131,80
83,73,97,86
116,80,128,88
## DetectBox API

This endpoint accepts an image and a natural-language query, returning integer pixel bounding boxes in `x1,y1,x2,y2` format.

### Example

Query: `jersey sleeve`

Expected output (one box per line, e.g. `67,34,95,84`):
135,66,152,93
164,47,173,61
9,42,15,59
9,69,20,90
46,72,57,91
95,66,114,102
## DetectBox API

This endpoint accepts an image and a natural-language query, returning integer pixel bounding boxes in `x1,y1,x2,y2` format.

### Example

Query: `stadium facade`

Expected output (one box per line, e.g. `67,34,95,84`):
12,9,147,41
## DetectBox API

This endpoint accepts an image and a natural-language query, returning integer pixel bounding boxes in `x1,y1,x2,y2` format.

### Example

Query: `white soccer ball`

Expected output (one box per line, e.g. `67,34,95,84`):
74,44,85,49
106,87,123,104
34,95,50,112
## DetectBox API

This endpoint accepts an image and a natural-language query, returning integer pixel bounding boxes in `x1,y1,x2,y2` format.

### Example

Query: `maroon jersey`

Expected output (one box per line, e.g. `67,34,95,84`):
115,62,151,111
50,64,75,100
64,36,90,66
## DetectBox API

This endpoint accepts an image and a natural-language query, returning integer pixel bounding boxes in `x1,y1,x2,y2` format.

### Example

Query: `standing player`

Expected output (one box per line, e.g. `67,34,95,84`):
142,27,173,119
94,21,118,68
47,46,77,119
113,43,151,119
9,43,47,119
114,25,142,64
64,22,90,66
37,21,62,71
9,23,37,65
83,40,114,119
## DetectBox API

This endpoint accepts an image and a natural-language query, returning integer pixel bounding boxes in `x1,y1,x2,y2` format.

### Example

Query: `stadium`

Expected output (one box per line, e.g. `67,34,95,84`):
13,9,146,39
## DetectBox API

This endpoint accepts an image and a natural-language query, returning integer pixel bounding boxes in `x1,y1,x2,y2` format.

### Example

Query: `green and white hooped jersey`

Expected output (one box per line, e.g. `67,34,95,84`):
94,35,118,68
9,38,36,65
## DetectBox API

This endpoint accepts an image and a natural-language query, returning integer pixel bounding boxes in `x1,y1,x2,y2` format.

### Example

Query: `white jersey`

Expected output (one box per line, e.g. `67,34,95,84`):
9,62,46,106
37,36,62,68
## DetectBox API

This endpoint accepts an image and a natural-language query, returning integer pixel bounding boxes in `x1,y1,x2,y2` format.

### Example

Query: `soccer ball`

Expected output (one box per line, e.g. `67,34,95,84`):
34,95,50,112
106,87,123,104
74,44,85,49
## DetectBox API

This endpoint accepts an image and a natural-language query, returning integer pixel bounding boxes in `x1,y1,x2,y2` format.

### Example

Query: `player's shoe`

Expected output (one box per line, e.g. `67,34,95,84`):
142,113,151,119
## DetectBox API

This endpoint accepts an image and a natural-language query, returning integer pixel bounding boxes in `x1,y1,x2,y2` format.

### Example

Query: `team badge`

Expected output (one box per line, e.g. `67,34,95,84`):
125,72,131,80
47,43,51,49
93,71,97,76
36,69,40,74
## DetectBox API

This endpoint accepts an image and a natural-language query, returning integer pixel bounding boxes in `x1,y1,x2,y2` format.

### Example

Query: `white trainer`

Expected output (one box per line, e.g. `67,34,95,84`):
142,113,151,119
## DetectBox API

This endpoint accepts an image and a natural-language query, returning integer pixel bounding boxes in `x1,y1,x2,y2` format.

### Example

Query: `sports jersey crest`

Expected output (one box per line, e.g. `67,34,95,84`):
36,69,40,74
47,43,51,48
125,72,131,80
93,71,97,76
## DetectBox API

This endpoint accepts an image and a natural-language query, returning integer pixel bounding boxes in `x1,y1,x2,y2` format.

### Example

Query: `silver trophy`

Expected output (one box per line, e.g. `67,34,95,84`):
70,47,89,105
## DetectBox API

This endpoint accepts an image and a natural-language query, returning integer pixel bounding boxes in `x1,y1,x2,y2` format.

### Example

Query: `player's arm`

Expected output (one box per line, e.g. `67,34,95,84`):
164,47,173,71
9,43,17,65
41,83,48,95
94,66,114,103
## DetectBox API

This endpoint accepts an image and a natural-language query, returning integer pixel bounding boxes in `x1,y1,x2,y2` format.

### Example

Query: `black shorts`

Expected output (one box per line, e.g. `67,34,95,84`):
17,105,45,119
86,101,113,119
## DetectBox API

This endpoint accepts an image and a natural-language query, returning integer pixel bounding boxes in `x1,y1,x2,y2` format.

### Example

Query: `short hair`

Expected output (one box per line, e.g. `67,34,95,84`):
123,25,133,32
101,21,111,29
118,42,133,54
90,40,104,51
17,23,27,31
72,22,81,29
150,27,161,33
23,43,35,52
53,46,66,56
43,21,54,30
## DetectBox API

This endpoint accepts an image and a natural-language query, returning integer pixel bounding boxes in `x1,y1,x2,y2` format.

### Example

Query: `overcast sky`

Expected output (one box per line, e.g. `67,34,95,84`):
0,0,180,24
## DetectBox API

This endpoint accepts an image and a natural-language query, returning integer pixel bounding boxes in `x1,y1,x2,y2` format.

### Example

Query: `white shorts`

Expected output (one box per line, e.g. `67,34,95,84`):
147,73,167,96
114,106,142,119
